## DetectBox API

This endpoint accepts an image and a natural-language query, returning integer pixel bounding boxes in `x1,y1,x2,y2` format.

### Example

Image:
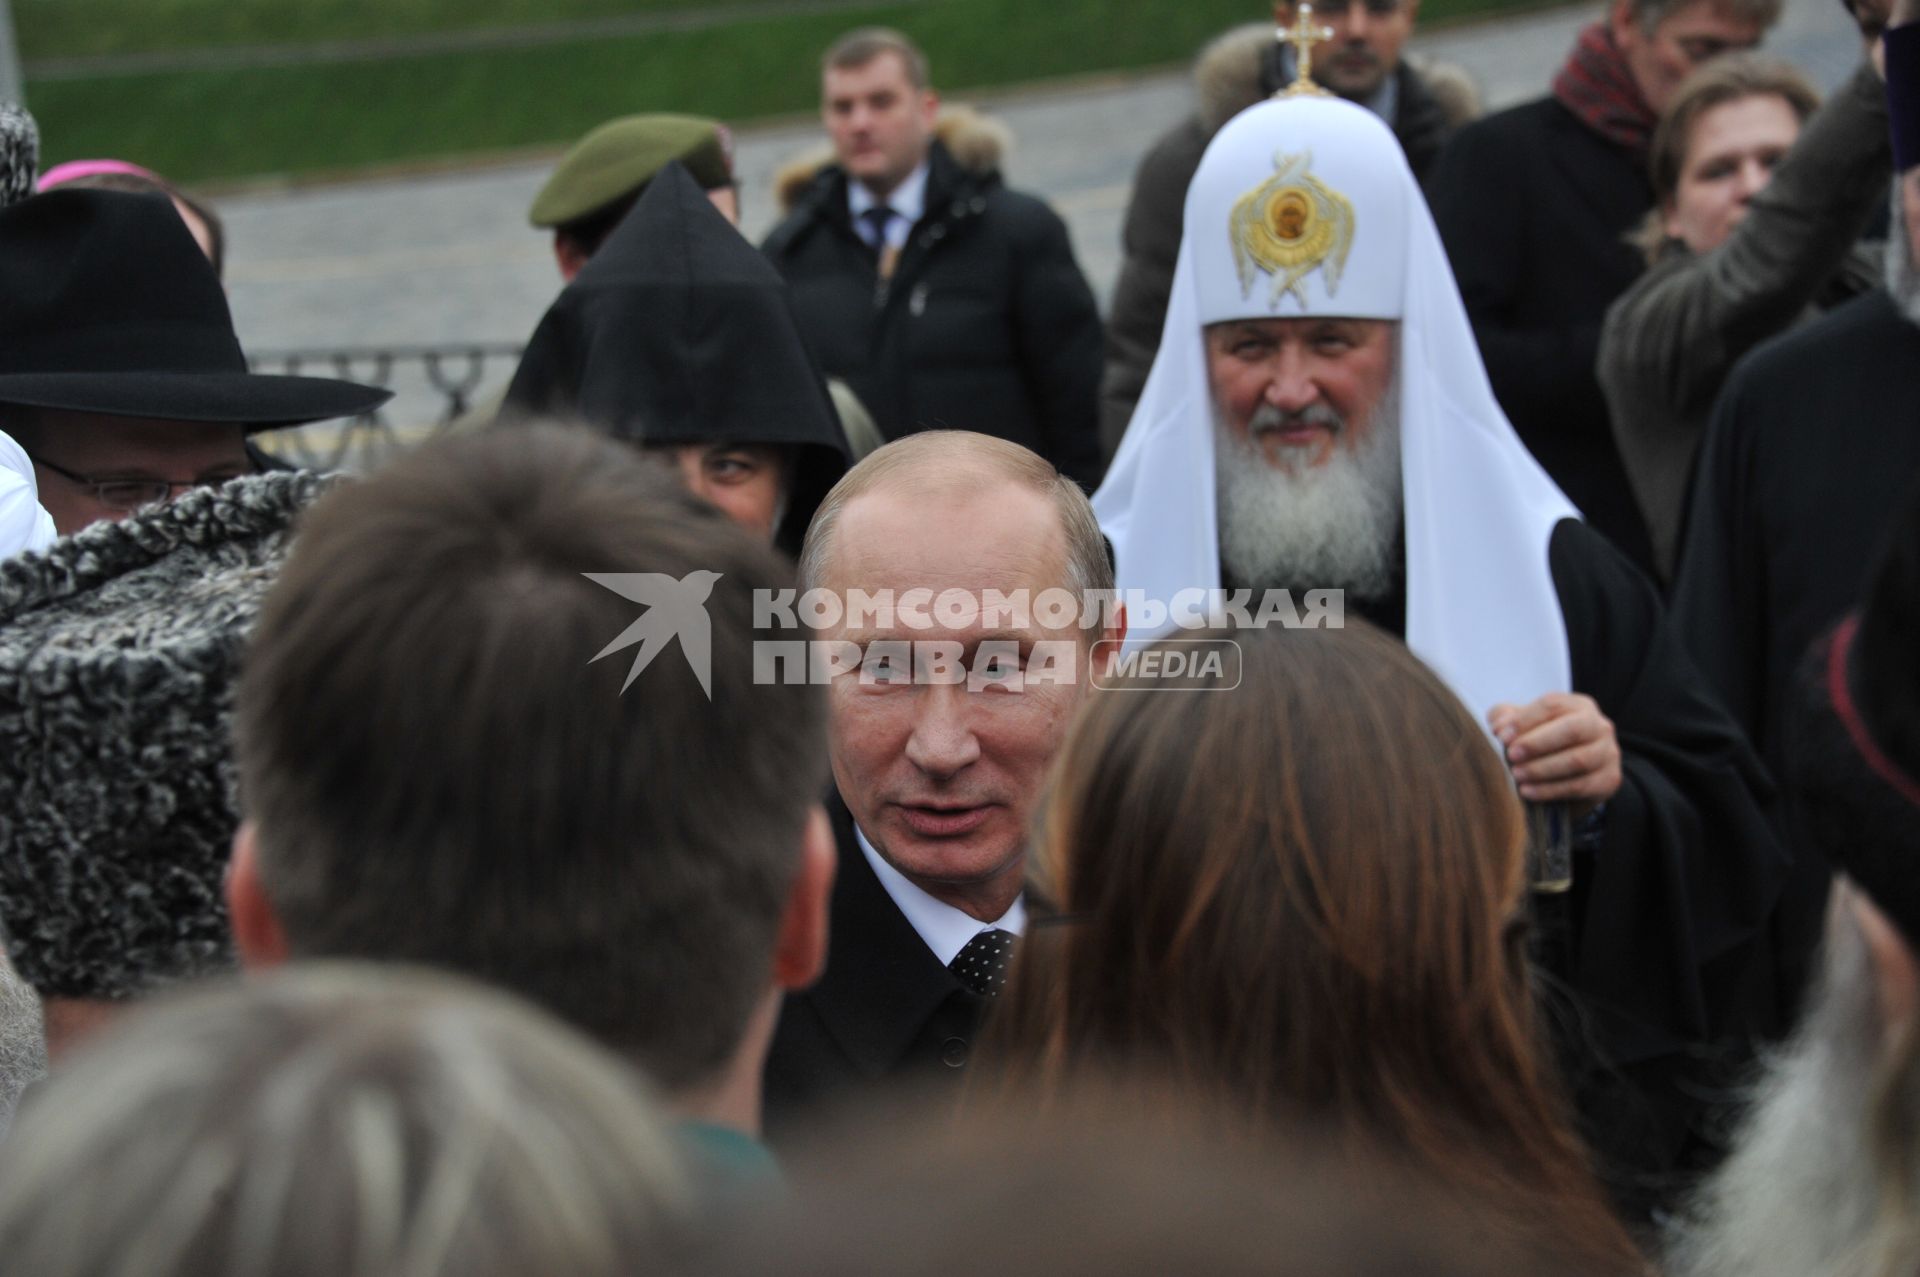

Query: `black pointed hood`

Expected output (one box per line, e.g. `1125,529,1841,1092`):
504,161,850,554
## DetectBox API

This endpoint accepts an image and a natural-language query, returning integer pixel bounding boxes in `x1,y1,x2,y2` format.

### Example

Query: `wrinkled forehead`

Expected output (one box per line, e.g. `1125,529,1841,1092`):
1202,315,1399,341
827,482,1071,596
1645,0,1768,39
823,50,918,96
1185,97,1412,325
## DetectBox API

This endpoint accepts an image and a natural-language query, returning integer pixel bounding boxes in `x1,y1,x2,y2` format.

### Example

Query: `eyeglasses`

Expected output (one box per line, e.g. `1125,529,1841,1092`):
27,454,242,512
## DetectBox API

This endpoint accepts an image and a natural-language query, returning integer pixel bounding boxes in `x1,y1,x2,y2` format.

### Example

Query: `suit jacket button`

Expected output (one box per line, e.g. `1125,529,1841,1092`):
941,1036,969,1068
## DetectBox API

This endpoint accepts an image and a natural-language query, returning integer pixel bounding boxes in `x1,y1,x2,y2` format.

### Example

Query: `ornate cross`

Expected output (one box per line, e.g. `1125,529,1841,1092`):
1275,4,1336,97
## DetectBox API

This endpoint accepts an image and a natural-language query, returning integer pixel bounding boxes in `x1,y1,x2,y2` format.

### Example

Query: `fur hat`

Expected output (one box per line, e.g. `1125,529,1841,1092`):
0,473,332,1000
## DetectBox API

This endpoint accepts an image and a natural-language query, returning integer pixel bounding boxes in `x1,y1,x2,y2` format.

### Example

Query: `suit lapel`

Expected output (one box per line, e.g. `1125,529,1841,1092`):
804,793,974,1079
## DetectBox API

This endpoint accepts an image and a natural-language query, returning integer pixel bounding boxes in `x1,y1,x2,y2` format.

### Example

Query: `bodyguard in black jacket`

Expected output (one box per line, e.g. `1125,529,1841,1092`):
762,123,1105,488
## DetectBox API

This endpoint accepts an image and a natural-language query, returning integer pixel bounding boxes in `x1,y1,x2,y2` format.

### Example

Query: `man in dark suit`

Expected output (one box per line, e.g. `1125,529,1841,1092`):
1427,0,1777,577
763,430,1123,1138
761,28,1105,488
225,428,836,1187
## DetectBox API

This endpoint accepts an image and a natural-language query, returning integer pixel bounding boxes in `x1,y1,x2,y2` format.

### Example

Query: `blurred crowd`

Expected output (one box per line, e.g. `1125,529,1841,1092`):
0,1,1917,1272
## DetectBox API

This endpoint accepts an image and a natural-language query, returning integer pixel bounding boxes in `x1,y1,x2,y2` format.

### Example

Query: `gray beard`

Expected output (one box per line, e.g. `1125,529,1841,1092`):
1668,909,1920,1277
1213,376,1403,601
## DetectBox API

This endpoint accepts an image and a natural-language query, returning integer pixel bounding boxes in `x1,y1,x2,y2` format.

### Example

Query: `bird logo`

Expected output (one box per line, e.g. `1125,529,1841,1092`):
583,571,724,698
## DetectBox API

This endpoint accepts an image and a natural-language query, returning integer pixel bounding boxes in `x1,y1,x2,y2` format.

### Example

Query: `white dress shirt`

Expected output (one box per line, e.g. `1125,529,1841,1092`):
0,430,54,560
848,160,930,253
855,824,1026,966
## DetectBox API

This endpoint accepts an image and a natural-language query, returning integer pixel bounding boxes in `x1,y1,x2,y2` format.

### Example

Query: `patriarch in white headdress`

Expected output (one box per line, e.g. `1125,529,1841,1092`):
1094,94,1578,730
1096,99,1814,1221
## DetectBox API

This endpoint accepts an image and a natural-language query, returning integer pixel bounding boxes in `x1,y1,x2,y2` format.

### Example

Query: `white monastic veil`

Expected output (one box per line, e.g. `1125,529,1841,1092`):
1092,95,1577,726
0,431,54,560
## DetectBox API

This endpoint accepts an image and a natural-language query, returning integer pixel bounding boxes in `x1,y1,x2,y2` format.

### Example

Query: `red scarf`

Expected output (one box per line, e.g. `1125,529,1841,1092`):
1551,23,1658,166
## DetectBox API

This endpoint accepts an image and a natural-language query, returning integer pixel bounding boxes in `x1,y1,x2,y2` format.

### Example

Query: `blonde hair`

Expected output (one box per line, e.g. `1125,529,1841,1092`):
0,964,692,1277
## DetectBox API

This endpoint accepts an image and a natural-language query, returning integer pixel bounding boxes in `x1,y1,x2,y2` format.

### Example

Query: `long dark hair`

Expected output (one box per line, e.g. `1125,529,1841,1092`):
978,622,1643,1271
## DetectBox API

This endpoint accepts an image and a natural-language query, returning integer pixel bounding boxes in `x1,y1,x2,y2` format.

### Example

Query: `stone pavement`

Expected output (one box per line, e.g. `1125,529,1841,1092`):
219,0,1863,431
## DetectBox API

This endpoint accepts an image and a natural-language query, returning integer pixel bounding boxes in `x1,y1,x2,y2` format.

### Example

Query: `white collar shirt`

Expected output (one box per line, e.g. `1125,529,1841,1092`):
855,823,1026,966
848,160,929,252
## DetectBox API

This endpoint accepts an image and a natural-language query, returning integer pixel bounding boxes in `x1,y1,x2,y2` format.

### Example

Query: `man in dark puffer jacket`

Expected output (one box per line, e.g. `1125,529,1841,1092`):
762,27,1104,488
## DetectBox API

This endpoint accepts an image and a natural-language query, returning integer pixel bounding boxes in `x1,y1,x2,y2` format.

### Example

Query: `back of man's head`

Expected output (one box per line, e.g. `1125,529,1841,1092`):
233,425,828,1091
0,964,692,1277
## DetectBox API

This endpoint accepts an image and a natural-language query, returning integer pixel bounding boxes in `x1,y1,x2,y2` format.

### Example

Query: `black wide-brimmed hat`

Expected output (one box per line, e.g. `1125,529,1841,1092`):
0,189,390,426
502,161,850,555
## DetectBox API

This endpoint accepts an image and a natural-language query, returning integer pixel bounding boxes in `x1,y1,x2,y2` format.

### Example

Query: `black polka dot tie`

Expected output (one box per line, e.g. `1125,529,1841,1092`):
948,928,1018,997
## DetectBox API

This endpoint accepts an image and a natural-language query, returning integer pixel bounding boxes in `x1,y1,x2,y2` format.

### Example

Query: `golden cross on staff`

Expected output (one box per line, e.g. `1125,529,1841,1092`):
1275,3,1336,97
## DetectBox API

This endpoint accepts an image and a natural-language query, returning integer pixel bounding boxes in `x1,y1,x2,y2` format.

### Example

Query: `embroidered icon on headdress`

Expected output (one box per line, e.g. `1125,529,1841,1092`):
1230,150,1355,308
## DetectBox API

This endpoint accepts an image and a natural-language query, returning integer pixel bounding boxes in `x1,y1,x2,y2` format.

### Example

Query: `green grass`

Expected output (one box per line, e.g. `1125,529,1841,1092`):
23,0,1545,185
17,0,738,60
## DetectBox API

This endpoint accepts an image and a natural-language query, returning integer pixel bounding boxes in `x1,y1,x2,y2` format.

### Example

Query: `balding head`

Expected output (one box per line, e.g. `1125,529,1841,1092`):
800,431,1111,598
801,431,1122,924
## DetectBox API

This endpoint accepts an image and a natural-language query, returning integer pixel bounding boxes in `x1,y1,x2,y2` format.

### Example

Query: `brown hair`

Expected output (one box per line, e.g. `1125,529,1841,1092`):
235,425,828,1090
690,1082,1630,1277
822,26,931,90
978,622,1643,1271
1637,52,1819,261
1625,0,1782,34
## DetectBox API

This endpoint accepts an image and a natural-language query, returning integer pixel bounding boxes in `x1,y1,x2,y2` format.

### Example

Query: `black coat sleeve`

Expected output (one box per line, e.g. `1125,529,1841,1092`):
1550,519,1786,1066
1009,201,1106,488
1429,121,1605,436
1668,374,1770,746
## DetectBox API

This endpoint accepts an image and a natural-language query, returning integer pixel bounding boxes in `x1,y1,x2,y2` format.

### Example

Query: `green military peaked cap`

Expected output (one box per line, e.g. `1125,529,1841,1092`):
529,113,734,228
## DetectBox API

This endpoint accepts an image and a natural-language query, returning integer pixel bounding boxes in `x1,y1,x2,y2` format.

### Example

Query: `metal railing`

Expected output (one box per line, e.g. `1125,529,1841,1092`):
247,342,524,471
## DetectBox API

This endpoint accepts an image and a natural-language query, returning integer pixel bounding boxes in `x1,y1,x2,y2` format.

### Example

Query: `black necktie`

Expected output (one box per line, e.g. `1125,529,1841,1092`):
949,928,1018,997
859,205,894,250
